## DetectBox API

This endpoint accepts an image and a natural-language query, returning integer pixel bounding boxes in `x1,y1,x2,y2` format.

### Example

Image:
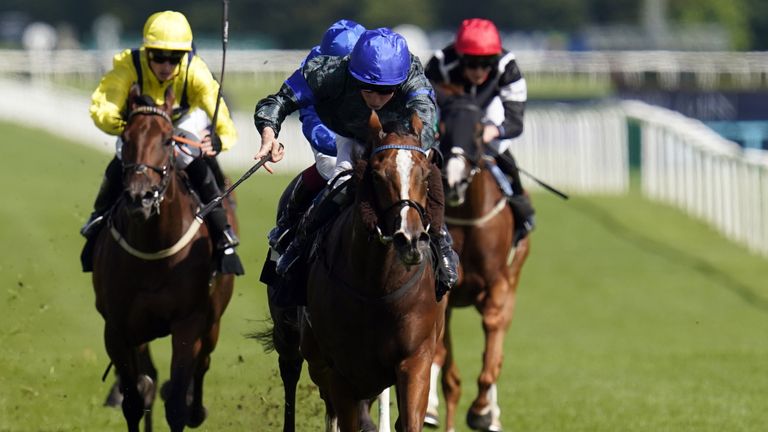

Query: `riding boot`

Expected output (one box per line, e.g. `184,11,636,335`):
495,151,535,244
81,157,123,272
275,183,351,276
186,158,244,275
268,175,317,254
81,157,123,239
431,227,459,302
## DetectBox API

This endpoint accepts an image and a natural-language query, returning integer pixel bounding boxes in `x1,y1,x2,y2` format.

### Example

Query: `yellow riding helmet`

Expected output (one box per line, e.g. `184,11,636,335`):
142,11,193,52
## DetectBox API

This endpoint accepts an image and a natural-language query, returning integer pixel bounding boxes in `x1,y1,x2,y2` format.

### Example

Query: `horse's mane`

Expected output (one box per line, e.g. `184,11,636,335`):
131,94,157,108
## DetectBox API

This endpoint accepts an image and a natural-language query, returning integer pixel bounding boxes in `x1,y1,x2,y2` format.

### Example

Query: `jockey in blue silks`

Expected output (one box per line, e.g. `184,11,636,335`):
254,27,458,297
267,20,366,251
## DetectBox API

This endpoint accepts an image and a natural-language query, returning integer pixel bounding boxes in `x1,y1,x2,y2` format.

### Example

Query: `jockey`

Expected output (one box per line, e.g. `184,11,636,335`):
268,19,366,251
254,27,459,294
425,18,535,244
82,10,243,275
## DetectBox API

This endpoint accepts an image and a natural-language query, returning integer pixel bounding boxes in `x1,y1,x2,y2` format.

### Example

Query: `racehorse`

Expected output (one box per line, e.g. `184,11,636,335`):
425,92,531,432
296,110,445,432
91,85,236,432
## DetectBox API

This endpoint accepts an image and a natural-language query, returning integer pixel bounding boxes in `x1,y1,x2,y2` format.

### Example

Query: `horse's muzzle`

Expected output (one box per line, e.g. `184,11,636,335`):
125,187,158,219
393,230,430,265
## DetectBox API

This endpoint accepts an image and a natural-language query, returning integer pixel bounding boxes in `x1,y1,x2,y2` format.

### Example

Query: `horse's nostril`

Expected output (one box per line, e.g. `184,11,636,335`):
418,231,430,245
393,232,408,249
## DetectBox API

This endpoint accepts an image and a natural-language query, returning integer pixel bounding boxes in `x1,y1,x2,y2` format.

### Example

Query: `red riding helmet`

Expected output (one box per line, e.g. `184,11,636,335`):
454,18,502,56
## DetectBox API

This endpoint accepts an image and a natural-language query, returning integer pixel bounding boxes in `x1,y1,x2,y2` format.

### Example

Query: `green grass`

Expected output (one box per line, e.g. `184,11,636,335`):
1,121,767,431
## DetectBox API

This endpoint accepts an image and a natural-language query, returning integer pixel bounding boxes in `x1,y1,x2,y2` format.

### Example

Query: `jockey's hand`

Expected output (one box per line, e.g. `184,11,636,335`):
482,124,500,144
256,127,284,163
200,132,220,157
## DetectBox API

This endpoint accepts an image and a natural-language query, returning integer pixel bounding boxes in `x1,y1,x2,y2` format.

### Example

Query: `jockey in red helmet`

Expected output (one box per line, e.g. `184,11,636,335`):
255,27,458,297
426,18,535,244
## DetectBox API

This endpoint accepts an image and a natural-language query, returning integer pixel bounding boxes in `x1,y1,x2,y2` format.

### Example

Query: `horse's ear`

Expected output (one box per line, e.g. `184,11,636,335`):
368,110,384,143
163,86,175,113
410,111,423,138
128,84,141,110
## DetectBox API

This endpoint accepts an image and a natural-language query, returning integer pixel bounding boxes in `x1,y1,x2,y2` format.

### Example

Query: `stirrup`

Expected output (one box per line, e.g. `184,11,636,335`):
217,227,240,250
275,242,302,276
80,214,104,239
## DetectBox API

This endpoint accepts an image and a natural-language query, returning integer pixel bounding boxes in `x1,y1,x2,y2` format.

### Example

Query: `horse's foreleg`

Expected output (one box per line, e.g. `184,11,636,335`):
468,276,515,432
104,325,143,432
440,309,461,432
278,354,302,432
166,324,204,432
137,344,157,432
394,353,432,432
425,327,447,428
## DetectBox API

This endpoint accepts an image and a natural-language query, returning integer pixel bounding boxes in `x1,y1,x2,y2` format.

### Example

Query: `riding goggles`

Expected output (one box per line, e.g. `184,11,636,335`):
460,55,497,70
147,49,185,65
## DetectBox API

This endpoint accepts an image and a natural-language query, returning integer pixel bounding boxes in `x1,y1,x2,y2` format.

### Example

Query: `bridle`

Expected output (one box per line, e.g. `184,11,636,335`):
120,106,175,215
369,144,431,243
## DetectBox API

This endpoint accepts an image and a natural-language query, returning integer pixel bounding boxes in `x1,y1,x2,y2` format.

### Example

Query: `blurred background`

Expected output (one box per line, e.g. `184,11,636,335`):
1,1,767,430
1,0,766,254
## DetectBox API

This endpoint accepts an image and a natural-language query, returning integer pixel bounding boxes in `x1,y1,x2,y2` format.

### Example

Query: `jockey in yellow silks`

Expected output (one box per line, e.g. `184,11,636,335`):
82,10,243,275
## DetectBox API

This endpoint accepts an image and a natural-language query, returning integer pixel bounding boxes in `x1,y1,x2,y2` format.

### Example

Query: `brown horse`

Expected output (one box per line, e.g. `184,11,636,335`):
425,94,530,431
298,111,446,432
91,85,235,432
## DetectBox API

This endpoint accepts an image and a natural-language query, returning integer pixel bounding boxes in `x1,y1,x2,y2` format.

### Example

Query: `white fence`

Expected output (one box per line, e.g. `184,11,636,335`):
0,77,764,257
624,101,768,257
4,49,768,89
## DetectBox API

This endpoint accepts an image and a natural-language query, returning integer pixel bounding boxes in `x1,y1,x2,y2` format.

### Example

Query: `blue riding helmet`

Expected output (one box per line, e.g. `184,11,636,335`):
320,19,366,57
349,28,411,86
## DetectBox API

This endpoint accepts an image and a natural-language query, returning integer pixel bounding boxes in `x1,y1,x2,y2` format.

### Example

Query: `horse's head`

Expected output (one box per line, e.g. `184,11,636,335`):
366,111,432,266
438,91,484,206
120,84,176,219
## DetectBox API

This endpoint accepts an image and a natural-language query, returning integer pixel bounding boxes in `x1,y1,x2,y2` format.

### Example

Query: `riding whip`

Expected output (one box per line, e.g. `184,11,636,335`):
196,144,283,219
209,0,229,153
488,148,570,200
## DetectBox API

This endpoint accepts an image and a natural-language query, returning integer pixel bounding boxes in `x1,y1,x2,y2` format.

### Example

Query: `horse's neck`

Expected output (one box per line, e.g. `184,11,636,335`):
118,176,198,248
337,209,416,292
466,169,504,215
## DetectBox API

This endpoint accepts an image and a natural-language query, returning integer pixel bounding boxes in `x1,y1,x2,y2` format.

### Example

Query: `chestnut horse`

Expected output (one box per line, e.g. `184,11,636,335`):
298,111,445,432
91,85,235,432
425,95,530,431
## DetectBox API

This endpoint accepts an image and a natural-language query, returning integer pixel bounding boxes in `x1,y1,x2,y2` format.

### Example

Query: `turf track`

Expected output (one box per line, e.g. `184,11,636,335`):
1,121,766,431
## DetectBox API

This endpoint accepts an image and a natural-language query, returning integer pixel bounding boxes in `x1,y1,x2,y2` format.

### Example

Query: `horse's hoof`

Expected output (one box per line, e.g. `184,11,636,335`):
466,409,502,431
186,406,208,428
137,375,156,408
103,380,123,408
423,410,440,428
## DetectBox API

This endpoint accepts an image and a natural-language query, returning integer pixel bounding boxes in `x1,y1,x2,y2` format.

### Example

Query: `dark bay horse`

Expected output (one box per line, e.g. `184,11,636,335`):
91,85,235,432
297,111,445,432
425,93,530,432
